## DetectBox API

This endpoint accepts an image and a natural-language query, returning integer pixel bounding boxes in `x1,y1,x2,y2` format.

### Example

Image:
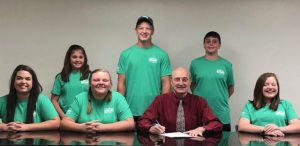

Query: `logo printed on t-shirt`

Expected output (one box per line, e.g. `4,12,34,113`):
81,80,89,85
216,69,225,75
148,57,158,63
33,111,38,121
104,108,114,114
33,111,37,117
275,111,285,116
66,109,72,115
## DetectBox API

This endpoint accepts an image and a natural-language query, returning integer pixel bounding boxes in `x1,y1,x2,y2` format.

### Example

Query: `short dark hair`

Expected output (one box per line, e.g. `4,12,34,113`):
135,16,154,29
203,31,221,44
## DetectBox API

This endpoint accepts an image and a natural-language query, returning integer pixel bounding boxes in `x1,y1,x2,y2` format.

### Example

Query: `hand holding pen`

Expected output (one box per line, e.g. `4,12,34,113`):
149,120,165,135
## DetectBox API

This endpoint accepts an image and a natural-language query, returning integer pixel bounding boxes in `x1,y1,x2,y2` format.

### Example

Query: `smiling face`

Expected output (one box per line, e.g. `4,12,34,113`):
203,36,220,55
70,50,85,71
263,76,279,102
14,70,33,97
90,71,112,98
171,68,191,98
135,22,154,43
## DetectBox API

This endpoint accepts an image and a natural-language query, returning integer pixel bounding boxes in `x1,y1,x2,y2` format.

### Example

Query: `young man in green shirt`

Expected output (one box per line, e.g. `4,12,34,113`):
117,16,172,122
190,31,235,131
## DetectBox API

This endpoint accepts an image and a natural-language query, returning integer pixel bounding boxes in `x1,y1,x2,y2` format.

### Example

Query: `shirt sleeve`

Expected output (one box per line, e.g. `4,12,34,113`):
189,62,194,81
189,62,196,91
160,53,172,77
65,95,81,121
240,102,252,120
51,74,62,96
0,96,7,121
38,94,58,121
199,98,223,133
137,96,160,133
283,100,299,121
117,53,125,74
115,93,133,121
226,63,235,86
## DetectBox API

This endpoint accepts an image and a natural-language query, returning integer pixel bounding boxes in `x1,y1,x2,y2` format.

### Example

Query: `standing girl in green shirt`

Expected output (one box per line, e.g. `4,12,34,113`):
0,65,59,132
238,73,300,136
51,44,91,118
60,69,134,133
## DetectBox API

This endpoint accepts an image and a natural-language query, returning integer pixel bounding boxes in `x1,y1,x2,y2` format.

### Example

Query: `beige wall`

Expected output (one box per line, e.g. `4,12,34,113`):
1,0,300,131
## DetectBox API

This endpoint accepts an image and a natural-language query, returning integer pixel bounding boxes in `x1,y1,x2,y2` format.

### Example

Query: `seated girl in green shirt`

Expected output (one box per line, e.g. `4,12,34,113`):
60,69,134,133
238,72,300,136
0,65,60,132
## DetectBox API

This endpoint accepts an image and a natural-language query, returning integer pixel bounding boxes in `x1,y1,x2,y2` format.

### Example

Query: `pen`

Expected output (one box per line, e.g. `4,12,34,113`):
155,120,160,125
154,120,165,133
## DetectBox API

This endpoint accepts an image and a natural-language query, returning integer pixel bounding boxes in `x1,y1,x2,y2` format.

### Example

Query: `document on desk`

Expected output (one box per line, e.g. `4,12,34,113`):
160,132,193,138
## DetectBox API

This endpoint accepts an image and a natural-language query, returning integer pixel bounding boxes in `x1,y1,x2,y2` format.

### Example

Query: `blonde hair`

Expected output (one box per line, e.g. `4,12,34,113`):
87,69,112,114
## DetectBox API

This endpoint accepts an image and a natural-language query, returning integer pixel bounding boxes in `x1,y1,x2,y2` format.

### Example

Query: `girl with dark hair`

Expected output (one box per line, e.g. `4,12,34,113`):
0,65,59,132
51,44,91,118
60,69,134,133
238,73,300,136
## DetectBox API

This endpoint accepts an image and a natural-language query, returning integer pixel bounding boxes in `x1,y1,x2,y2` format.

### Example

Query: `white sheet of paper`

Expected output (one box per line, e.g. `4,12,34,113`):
160,132,193,138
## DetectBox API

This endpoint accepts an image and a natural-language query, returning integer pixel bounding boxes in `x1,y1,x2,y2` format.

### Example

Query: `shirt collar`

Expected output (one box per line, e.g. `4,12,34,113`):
172,92,190,103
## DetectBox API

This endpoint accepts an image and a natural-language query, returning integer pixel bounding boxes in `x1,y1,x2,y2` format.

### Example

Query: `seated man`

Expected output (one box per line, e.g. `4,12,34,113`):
137,67,223,136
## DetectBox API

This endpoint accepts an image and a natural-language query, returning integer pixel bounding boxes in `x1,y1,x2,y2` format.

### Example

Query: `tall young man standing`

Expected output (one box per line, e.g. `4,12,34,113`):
117,16,172,122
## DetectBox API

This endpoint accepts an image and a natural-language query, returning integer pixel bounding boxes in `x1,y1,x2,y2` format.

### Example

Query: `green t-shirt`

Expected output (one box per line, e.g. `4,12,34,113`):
190,56,234,124
117,45,172,116
0,94,58,123
51,71,89,113
65,91,133,123
240,100,298,127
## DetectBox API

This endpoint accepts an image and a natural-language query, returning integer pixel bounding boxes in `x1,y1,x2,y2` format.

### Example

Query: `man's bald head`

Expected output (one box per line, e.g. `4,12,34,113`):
171,67,191,98
171,67,190,78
